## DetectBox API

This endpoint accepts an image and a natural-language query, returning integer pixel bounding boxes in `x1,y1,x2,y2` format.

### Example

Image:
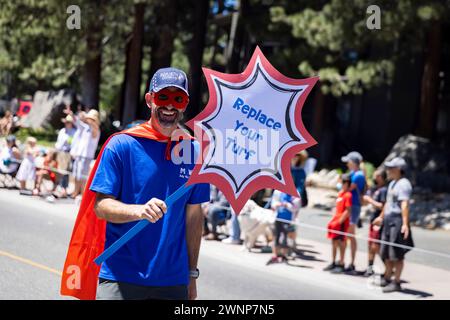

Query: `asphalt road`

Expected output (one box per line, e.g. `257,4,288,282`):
0,188,448,300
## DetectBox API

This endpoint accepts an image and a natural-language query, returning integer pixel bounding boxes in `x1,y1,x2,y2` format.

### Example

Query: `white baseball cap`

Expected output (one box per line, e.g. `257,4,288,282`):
384,157,407,169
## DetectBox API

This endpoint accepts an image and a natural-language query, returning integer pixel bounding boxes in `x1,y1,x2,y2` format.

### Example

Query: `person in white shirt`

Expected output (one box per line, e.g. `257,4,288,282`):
69,108,100,198
16,136,39,193
54,114,76,198
373,157,414,293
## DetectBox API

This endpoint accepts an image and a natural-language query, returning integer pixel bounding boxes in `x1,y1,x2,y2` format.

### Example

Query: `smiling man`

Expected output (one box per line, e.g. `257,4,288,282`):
88,68,210,300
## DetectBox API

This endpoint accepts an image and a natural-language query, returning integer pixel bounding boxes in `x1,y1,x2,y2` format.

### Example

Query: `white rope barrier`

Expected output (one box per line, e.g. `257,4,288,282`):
211,204,450,260
2,158,90,179
275,217,450,260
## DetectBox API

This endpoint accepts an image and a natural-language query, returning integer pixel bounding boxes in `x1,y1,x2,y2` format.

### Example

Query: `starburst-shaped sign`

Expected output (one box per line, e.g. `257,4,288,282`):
186,46,318,213
92,47,319,267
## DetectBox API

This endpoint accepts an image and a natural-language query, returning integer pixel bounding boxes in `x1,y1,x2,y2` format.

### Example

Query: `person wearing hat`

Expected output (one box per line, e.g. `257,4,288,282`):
53,113,77,198
373,157,414,293
340,151,366,275
68,108,101,199
61,67,210,300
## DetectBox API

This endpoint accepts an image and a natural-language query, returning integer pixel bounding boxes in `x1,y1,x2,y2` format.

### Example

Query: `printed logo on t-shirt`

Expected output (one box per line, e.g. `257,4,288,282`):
179,167,192,179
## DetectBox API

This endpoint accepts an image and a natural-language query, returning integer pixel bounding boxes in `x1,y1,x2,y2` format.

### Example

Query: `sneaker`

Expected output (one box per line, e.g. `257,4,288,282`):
45,195,56,203
378,276,391,287
330,264,345,274
221,237,241,245
344,264,359,275
266,256,281,266
323,262,336,271
382,281,402,293
364,266,375,277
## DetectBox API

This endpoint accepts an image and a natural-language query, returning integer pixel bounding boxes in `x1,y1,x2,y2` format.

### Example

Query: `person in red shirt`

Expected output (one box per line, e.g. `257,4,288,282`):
323,174,352,273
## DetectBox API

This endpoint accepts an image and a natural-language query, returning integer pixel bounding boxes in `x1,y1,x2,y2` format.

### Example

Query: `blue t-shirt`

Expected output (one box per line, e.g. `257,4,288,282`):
277,193,294,221
291,167,306,195
90,134,210,287
350,170,366,206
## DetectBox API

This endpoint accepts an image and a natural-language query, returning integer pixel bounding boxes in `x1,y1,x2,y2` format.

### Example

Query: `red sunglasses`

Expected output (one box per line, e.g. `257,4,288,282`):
151,88,189,110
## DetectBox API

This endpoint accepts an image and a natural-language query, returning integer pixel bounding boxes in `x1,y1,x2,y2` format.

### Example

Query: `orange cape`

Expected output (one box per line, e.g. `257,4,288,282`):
60,122,192,300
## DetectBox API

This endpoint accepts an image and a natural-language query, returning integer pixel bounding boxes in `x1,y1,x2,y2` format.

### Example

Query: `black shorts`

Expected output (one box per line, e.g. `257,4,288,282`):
96,278,188,300
274,221,291,248
380,214,414,261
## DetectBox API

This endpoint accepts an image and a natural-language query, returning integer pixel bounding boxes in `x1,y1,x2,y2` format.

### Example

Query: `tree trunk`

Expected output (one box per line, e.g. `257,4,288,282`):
138,0,178,120
210,0,225,70
416,21,442,139
185,0,210,122
226,0,249,73
81,2,104,109
121,3,145,126
311,83,325,144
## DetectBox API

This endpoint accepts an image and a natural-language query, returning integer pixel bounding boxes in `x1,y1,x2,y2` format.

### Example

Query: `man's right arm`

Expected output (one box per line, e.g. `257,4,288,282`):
94,193,167,224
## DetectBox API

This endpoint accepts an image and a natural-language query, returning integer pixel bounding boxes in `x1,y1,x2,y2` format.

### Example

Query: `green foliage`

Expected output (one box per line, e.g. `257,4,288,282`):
269,0,450,96
0,0,84,97
15,127,58,146
171,38,190,73
363,161,376,187
2,0,449,118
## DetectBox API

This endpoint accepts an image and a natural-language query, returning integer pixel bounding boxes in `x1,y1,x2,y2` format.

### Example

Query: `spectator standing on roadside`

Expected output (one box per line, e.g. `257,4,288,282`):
373,157,414,293
54,113,76,198
289,150,309,251
16,136,39,193
341,151,366,275
69,109,100,199
362,169,388,276
323,174,352,273
266,190,301,265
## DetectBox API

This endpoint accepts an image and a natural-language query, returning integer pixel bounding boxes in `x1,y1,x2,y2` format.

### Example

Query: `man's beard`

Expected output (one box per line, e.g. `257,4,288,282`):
153,106,183,128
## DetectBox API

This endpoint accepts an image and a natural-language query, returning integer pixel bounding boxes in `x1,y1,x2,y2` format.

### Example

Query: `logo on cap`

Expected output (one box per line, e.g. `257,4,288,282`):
149,67,189,95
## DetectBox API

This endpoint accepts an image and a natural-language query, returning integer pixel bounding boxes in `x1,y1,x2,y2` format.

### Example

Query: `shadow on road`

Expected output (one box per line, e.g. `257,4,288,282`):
285,261,313,268
400,288,433,298
293,249,325,262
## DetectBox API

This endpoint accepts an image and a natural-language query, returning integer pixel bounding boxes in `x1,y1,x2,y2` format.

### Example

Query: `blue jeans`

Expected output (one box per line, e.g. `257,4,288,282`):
208,205,228,234
229,211,241,241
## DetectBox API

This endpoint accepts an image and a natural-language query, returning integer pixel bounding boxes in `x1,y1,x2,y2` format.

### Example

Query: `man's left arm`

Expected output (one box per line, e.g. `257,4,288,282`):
399,181,412,239
185,203,204,300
